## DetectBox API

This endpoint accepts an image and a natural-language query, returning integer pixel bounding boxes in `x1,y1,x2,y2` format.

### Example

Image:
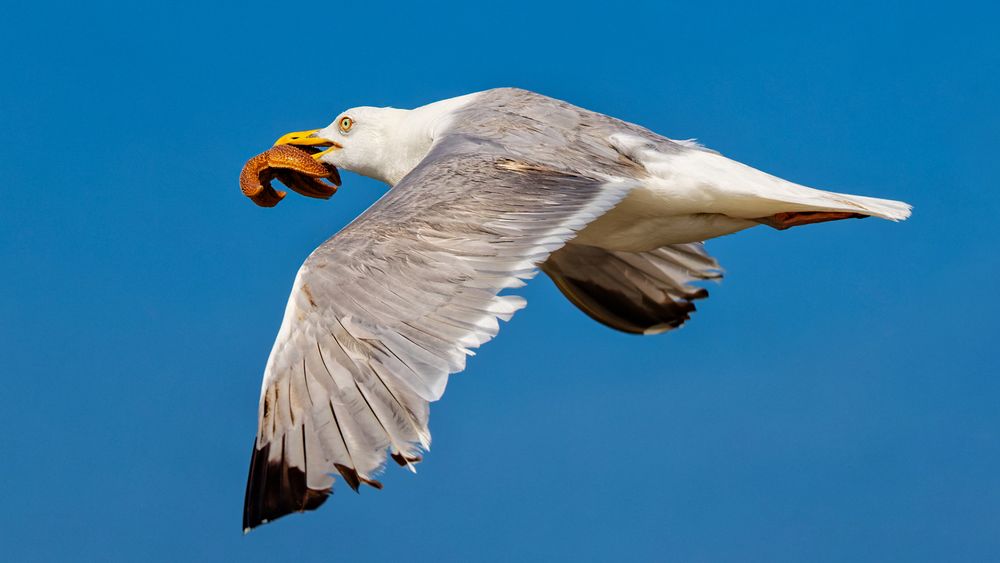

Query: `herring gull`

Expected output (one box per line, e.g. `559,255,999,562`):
239,87,911,530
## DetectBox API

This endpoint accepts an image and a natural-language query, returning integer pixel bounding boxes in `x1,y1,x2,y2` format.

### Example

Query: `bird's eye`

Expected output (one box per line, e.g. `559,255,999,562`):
339,117,354,133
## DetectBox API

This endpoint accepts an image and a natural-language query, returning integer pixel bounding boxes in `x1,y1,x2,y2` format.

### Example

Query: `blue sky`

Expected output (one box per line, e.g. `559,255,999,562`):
1,1,998,561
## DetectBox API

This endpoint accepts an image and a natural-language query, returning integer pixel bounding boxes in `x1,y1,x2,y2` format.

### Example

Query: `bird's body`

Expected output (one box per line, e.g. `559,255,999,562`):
308,89,908,250
240,88,911,531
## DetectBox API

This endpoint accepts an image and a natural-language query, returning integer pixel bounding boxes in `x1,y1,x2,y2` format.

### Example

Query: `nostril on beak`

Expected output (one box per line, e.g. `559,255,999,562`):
274,129,324,147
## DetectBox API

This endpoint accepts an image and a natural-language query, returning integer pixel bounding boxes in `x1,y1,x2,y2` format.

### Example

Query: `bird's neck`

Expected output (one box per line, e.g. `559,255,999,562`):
380,92,481,186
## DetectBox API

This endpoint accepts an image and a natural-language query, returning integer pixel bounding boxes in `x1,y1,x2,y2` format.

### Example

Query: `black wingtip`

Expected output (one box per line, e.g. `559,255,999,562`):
391,452,423,466
334,463,362,493
332,463,384,493
242,439,331,532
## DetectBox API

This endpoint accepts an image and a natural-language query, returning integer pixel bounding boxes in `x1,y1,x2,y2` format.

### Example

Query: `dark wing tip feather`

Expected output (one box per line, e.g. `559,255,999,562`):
542,243,719,335
242,440,331,533
554,276,701,334
333,463,362,493
391,452,423,466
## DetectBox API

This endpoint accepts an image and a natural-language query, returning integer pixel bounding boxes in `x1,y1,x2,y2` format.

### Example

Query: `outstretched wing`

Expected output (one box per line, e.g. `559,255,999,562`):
243,139,636,531
541,242,723,335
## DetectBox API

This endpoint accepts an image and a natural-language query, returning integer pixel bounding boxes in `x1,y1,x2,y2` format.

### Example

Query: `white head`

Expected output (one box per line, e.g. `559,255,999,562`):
273,106,434,186
317,107,411,183
271,93,479,187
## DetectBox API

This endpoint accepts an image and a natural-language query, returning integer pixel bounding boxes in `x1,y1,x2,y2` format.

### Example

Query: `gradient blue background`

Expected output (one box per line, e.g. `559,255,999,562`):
2,1,997,561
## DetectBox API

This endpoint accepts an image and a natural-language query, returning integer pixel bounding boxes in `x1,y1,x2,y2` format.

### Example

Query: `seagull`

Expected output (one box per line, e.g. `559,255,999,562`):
240,87,911,531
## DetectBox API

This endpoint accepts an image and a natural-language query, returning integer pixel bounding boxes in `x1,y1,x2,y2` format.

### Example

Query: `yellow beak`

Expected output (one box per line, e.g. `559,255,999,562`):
273,129,341,160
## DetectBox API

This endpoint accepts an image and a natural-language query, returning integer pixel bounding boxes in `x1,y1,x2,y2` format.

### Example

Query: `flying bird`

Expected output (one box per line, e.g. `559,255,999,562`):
239,88,911,531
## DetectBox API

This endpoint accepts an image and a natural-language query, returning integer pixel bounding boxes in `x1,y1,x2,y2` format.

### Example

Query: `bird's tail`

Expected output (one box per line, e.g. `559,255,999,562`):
744,183,913,222
659,147,913,223
611,132,914,225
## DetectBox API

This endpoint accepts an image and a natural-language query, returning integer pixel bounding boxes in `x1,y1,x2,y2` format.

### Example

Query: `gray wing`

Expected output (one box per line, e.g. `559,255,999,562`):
243,138,637,530
447,89,723,335
444,87,711,173
541,243,723,335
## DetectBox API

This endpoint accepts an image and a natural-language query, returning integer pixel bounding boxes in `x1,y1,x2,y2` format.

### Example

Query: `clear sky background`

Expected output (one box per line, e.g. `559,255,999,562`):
1,1,998,561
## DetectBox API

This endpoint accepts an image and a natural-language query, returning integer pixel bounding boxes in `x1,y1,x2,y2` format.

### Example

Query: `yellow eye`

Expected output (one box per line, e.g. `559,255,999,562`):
339,116,353,132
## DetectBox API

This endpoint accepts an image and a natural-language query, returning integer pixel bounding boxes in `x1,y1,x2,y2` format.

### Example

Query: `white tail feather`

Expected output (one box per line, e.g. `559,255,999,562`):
609,133,913,222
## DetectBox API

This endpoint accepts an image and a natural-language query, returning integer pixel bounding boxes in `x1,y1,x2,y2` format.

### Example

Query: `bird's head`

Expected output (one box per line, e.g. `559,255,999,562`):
274,106,420,186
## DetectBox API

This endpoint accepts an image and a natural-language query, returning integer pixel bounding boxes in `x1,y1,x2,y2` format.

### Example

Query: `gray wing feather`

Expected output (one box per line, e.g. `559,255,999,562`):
244,136,636,530
446,88,707,171
541,242,723,335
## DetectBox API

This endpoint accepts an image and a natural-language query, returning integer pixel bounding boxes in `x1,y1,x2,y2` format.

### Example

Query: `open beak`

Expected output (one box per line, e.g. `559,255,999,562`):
273,129,341,160
239,129,342,208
